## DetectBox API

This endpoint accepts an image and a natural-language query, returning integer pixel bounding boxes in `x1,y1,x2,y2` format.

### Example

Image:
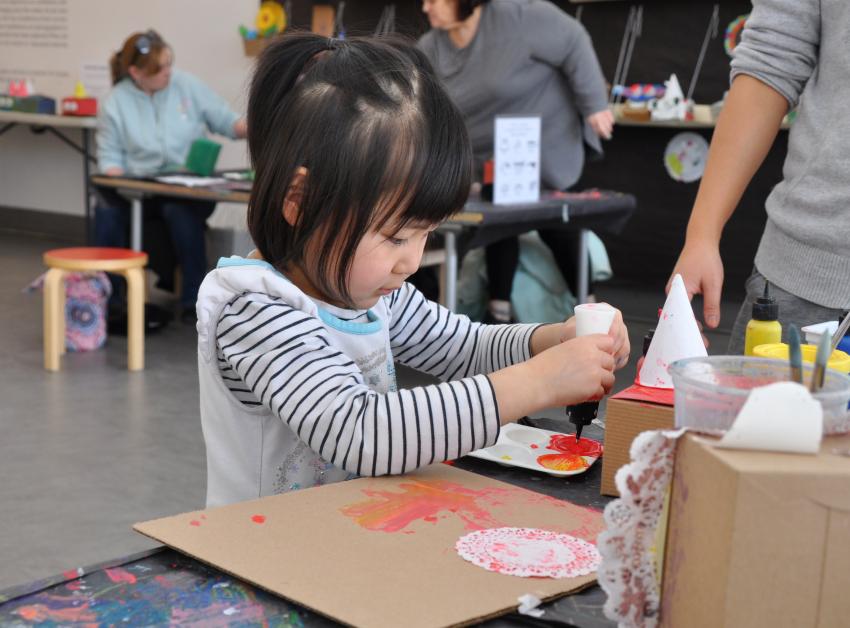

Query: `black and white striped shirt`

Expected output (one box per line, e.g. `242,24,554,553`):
217,283,536,476
198,261,538,504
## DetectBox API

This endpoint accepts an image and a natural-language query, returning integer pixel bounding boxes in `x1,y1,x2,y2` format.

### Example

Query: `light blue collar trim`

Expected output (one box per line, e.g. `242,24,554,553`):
318,307,382,335
217,256,282,275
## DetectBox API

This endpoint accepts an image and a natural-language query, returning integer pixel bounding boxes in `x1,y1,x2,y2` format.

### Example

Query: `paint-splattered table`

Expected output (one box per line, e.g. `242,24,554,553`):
0,422,614,627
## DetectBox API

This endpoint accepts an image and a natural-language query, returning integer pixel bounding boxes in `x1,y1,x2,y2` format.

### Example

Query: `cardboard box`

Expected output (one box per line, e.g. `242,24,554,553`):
661,432,850,627
135,463,605,628
601,384,674,496
61,96,97,116
7,95,56,114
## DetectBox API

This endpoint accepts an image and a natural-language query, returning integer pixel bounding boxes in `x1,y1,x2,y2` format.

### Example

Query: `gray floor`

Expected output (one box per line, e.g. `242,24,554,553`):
0,229,738,591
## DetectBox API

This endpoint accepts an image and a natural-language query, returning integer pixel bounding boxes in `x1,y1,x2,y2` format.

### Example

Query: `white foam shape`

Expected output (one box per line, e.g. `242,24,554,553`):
638,274,707,388
517,594,545,618
716,381,823,454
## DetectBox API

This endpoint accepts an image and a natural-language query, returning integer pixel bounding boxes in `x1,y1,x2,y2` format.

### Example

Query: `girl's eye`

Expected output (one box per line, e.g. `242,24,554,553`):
387,237,406,247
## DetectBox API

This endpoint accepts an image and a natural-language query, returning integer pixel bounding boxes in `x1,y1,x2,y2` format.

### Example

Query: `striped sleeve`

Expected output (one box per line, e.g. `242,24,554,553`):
216,293,501,476
387,283,540,381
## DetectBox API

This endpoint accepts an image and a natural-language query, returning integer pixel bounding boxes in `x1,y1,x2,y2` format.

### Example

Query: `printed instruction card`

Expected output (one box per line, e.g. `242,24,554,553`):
493,115,541,205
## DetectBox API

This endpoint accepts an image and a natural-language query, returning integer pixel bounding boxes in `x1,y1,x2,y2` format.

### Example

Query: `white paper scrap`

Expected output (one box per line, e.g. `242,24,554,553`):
638,274,707,388
716,382,823,454
517,593,545,618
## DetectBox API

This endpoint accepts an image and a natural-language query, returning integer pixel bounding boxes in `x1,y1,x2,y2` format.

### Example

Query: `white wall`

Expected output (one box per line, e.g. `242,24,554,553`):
0,0,256,224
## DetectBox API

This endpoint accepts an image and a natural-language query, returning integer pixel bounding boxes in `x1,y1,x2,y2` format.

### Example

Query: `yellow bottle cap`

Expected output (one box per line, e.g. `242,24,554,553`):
752,342,850,374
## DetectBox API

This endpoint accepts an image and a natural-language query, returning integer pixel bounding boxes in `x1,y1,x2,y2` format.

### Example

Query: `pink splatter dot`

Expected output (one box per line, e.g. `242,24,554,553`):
530,444,539,449
251,515,266,524
200,514,207,520
424,515,438,523
189,520,201,527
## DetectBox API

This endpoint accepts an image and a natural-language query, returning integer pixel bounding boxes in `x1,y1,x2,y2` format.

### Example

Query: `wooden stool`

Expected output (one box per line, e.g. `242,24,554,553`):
43,247,148,371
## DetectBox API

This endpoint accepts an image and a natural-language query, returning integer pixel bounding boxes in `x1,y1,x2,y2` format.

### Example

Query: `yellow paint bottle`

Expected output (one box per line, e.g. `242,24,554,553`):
744,281,782,356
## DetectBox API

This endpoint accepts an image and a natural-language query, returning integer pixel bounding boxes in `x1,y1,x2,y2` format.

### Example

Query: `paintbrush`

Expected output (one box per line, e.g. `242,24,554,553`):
788,324,803,385
831,310,850,352
810,330,831,393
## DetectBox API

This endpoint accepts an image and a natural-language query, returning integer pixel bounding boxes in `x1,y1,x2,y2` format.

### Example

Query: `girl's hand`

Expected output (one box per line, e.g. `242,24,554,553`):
559,306,630,370
605,306,630,370
490,334,616,422
529,334,616,407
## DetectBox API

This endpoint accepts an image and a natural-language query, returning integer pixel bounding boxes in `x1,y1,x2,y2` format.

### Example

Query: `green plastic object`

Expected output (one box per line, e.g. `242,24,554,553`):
185,138,222,176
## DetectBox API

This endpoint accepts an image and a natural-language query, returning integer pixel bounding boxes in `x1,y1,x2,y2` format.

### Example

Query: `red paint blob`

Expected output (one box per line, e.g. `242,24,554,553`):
530,444,539,449
189,520,201,527
546,435,603,457
251,514,266,524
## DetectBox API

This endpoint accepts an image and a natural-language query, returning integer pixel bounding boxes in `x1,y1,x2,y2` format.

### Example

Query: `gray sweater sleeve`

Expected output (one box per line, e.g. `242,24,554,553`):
730,0,821,108
521,0,609,116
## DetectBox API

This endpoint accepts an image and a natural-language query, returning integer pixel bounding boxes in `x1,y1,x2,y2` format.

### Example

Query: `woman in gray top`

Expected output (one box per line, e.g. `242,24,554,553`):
419,0,613,322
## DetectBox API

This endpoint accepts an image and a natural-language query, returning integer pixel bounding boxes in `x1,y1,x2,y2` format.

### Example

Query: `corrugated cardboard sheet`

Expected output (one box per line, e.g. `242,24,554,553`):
135,464,604,628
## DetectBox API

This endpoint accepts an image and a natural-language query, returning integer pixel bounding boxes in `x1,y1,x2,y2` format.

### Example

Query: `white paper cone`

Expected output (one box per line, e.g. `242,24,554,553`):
638,274,707,388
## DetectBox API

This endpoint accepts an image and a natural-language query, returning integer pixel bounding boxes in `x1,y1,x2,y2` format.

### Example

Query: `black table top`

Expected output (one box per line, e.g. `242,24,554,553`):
0,419,615,628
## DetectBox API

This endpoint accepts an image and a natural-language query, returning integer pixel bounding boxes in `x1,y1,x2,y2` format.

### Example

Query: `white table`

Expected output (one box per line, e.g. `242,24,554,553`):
0,111,97,239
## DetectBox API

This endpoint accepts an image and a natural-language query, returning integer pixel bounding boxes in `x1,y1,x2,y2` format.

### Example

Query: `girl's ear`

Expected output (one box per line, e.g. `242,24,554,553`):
282,167,308,226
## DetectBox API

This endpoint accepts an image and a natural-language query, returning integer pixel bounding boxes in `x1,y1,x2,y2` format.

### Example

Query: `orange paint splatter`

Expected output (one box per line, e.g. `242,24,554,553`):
251,514,266,524
537,453,589,472
340,480,509,532
15,604,96,624
105,568,137,584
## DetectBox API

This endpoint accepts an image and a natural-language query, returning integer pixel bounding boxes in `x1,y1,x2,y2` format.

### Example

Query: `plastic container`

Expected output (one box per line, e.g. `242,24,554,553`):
752,343,850,374
669,356,850,435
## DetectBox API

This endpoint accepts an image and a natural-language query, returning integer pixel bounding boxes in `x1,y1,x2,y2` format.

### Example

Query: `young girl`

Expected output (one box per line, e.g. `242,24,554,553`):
197,32,630,507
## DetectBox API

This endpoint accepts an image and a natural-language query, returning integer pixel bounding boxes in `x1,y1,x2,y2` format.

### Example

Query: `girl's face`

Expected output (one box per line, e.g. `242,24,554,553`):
422,0,461,30
345,220,436,309
293,217,435,310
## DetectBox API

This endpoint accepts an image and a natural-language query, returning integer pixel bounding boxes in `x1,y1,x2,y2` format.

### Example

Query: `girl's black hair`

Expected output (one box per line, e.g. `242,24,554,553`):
247,32,472,307
457,0,491,21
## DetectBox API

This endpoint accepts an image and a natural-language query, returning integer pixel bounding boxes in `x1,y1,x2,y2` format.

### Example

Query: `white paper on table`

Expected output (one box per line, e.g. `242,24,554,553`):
155,175,228,188
638,274,707,388
715,382,823,454
493,115,541,205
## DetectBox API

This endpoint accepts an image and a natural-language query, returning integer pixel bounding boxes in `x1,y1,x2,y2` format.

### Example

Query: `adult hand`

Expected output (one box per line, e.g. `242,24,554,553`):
587,109,614,140
104,167,125,176
233,118,248,139
669,239,724,329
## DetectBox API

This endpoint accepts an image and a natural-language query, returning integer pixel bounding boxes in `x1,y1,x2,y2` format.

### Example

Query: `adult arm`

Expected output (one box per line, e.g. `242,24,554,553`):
670,0,819,327
96,100,127,174
186,73,242,139
522,2,610,130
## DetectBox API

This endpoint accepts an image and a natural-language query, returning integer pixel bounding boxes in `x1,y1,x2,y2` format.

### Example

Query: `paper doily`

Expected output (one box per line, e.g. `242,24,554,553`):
597,429,686,627
455,527,600,579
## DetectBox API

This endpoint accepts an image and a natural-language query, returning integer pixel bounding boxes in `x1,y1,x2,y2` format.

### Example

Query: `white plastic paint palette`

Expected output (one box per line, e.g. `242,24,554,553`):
468,423,602,477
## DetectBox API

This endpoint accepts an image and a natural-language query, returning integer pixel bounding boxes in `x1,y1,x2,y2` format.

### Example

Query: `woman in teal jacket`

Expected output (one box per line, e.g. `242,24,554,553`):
95,30,247,323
